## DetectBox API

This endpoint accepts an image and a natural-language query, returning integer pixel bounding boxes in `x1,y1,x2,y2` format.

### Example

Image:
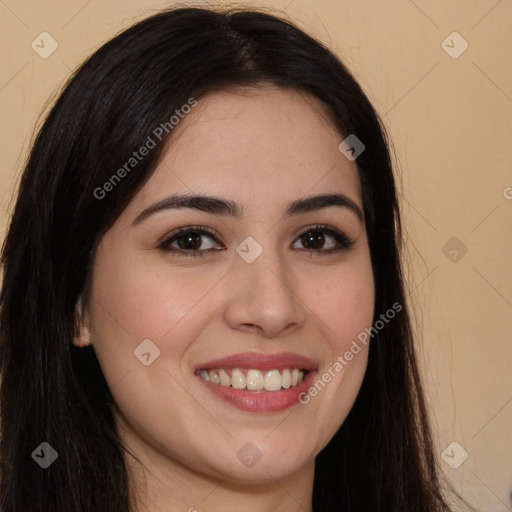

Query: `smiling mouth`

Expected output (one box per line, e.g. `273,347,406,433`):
196,368,308,392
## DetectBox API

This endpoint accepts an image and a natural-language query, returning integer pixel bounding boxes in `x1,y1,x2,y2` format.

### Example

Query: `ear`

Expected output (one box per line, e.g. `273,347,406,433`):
73,296,92,347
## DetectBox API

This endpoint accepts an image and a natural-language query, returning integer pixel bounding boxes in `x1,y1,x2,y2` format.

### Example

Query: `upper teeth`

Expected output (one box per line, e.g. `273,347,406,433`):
199,368,305,391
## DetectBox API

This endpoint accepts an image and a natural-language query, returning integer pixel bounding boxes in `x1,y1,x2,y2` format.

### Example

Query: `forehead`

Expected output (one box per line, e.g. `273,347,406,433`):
130,86,362,217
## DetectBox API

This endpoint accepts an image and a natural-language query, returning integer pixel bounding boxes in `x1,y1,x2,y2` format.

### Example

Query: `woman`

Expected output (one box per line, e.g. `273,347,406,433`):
0,5,473,512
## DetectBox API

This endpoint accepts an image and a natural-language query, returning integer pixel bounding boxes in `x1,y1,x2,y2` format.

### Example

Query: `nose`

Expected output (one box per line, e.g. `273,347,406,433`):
223,245,307,338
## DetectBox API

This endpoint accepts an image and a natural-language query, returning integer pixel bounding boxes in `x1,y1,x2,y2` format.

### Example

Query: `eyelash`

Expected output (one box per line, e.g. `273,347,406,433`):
158,224,355,258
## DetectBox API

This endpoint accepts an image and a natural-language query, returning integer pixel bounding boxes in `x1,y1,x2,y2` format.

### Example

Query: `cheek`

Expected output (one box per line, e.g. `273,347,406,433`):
297,256,374,433
85,253,214,435
332,275,374,353
89,251,217,342
87,248,231,392
304,256,375,352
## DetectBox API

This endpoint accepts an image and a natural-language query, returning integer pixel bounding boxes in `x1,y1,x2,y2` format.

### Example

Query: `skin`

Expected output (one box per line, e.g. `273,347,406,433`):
75,85,375,512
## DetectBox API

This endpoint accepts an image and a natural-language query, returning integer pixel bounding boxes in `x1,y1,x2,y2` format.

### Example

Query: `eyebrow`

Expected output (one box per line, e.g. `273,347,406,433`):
132,192,364,226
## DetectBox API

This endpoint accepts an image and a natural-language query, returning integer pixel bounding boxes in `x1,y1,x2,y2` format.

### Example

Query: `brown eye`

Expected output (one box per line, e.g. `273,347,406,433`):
159,226,222,257
158,223,354,258
293,225,355,254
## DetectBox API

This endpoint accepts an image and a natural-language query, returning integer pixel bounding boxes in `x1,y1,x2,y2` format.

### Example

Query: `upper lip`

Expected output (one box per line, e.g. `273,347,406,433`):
195,351,318,372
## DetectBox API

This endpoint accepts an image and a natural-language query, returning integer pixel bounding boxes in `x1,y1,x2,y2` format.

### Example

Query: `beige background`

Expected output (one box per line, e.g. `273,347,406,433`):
1,1,511,510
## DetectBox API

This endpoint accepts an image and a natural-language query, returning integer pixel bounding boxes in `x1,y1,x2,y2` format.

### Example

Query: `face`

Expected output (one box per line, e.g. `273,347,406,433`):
77,86,375,487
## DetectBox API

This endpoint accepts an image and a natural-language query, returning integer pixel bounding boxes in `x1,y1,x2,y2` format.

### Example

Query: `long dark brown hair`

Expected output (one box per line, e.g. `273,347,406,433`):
0,5,472,511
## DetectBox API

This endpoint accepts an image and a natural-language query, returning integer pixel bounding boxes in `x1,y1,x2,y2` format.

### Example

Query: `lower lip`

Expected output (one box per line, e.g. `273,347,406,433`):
197,371,317,413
